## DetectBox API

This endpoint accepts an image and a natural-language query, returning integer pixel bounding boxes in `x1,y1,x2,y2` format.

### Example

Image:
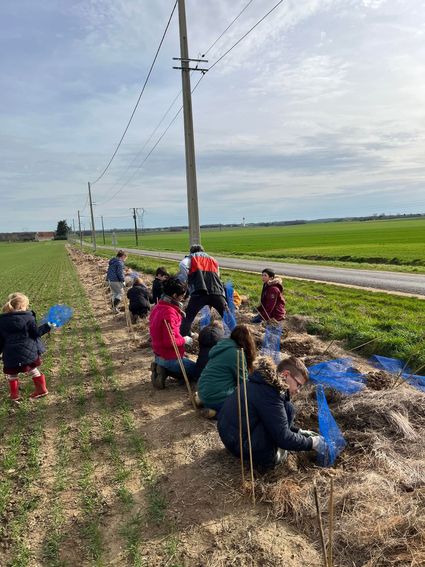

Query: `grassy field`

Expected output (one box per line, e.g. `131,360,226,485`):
90,217,425,270
0,242,170,566
93,247,425,370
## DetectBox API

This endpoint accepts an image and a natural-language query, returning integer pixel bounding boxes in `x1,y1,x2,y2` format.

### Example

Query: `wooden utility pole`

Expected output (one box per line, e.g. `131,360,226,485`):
176,0,203,246
77,210,83,250
132,208,139,246
88,182,96,252
101,215,106,245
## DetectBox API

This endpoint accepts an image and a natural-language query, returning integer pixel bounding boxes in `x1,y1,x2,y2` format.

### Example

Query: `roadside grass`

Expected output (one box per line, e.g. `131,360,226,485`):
82,217,425,270
93,248,425,370
0,242,174,565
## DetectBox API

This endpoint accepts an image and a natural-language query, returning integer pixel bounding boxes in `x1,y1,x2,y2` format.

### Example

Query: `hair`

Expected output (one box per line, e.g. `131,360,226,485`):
163,276,187,298
117,250,127,258
277,356,309,383
230,324,257,373
262,268,275,278
155,267,169,277
2,292,30,313
133,277,144,285
189,244,204,254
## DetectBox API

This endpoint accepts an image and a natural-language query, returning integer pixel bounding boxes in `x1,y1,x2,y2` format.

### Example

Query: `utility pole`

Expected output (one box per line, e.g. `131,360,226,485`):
88,182,96,252
77,210,83,250
174,0,207,247
101,216,106,245
132,208,139,247
72,219,76,233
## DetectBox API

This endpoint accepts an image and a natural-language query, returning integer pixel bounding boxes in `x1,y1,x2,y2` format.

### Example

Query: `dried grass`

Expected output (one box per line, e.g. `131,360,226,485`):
260,384,425,566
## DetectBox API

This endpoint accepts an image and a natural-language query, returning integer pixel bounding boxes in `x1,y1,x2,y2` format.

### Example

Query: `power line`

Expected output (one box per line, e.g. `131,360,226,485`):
95,0,286,207
90,0,178,186
96,0,256,205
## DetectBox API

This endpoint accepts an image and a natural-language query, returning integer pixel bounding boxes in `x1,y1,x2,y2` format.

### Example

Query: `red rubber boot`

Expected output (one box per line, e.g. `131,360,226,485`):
8,379,20,402
30,374,48,399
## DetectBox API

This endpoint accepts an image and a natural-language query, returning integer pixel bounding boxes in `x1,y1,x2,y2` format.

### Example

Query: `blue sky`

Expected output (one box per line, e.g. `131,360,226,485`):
1,0,424,231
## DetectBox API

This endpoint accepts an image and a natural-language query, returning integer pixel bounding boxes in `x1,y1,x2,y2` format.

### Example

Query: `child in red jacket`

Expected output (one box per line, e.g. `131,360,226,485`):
252,269,286,324
149,277,196,389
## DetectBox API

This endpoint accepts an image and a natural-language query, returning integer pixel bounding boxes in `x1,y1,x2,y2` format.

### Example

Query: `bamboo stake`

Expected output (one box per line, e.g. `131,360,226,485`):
122,292,136,341
394,362,425,389
346,337,377,353
313,480,329,567
236,350,245,487
164,320,197,410
327,478,334,567
322,339,335,356
240,349,255,505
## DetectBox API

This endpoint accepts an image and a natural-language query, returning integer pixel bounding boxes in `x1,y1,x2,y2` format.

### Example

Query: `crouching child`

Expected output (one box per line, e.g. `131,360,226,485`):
217,356,326,472
127,277,150,324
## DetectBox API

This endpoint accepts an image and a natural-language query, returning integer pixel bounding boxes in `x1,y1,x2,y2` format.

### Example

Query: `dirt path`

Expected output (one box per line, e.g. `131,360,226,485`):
68,248,322,565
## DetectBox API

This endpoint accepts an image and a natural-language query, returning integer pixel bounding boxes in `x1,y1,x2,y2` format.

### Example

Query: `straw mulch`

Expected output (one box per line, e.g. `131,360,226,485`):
260,381,425,566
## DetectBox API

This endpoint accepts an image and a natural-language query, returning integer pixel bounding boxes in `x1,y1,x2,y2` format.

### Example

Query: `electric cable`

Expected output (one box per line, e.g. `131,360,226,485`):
89,0,177,186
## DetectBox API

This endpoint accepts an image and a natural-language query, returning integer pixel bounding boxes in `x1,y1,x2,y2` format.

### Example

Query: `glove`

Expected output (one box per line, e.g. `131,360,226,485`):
311,435,327,453
298,429,319,438
48,322,57,330
184,336,193,346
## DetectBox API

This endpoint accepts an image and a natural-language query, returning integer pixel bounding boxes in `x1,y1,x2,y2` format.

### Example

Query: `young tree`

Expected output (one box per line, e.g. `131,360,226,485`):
54,220,70,240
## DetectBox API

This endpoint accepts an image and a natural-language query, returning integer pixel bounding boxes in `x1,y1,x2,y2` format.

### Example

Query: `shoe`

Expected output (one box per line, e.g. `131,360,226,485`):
30,374,48,399
199,408,217,419
150,362,167,389
194,392,203,408
8,378,20,402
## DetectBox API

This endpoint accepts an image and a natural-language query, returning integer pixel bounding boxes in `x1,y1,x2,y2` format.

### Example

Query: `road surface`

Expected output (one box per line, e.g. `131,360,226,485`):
90,244,425,298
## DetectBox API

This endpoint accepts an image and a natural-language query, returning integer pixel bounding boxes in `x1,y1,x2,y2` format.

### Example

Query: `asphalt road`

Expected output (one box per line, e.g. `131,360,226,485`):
94,244,425,298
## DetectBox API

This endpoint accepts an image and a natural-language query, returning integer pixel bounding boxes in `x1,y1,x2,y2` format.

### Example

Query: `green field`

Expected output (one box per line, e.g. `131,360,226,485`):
91,218,425,270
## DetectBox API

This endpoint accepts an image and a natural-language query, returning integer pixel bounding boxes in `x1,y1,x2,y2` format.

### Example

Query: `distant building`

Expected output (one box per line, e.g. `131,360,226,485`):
36,231,55,241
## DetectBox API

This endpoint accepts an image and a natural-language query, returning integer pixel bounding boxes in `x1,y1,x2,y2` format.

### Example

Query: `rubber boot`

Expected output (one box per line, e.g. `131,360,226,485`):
150,362,167,389
30,374,48,399
8,379,20,402
112,298,120,314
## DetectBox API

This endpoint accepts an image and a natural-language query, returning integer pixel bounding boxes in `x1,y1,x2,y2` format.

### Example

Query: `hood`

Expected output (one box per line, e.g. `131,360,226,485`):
249,356,288,392
208,338,236,359
266,277,283,291
0,310,33,332
108,257,122,268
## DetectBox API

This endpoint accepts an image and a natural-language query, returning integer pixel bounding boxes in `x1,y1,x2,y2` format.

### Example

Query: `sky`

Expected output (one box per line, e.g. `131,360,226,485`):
1,0,424,232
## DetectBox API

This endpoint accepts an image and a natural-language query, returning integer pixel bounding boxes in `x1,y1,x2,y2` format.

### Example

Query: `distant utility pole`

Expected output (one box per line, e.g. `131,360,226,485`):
72,219,76,233
88,182,96,252
174,0,208,247
77,210,83,250
101,216,106,245
132,208,139,246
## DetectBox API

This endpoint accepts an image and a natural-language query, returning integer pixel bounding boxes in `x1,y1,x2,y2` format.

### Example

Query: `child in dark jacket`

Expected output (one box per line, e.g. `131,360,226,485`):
127,278,150,323
0,293,53,402
217,356,326,471
192,321,224,381
150,267,169,305
252,268,286,323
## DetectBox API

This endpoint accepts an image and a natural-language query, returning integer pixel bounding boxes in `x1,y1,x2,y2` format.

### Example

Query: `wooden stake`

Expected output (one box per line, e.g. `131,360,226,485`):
327,477,334,567
122,292,136,341
313,480,329,567
164,320,197,410
236,350,245,487
346,337,376,353
322,339,335,356
240,349,255,505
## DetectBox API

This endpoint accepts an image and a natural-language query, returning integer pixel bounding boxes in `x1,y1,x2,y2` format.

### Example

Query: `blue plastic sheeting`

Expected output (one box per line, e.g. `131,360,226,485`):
370,354,425,393
316,385,346,467
199,306,211,330
223,310,237,336
41,304,74,328
224,281,236,315
308,358,365,394
260,323,282,363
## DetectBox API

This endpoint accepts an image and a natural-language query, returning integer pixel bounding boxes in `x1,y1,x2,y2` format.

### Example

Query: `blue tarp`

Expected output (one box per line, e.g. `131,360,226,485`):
41,304,73,328
316,385,346,467
308,358,365,394
260,323,282,363
370,354,425,392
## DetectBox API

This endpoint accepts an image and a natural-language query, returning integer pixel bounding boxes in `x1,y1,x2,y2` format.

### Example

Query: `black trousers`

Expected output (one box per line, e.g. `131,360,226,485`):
180,294,227,336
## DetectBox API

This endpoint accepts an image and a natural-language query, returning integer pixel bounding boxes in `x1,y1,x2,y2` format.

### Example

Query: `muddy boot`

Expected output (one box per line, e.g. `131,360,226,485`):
30,374,49,399
199,408,217,419
8,378,20,402
150,362,167,390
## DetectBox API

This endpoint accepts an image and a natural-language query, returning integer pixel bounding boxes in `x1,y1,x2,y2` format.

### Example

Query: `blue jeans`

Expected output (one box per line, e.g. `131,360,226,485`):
251,314,263,324
155,355,196,379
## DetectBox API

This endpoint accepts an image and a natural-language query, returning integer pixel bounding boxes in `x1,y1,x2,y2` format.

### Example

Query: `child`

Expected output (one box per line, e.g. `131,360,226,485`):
0,293,53,401
252,268,286,324
150,267,169,305
192,321,224,381
218,356,325,472
127,277,150,324
106,250,128,313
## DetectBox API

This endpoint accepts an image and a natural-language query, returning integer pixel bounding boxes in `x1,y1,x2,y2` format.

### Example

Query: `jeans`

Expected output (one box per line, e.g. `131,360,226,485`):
109,281,124,301
154,355,196,379
251,314,263,324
